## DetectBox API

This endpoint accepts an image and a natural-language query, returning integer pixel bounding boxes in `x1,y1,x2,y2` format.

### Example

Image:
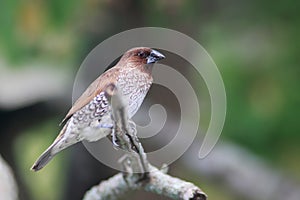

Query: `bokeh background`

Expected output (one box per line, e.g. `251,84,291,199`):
1,0,300,200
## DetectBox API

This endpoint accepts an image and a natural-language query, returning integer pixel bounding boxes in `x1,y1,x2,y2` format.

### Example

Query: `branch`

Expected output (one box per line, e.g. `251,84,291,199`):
83,84,207,200
83,165,206,200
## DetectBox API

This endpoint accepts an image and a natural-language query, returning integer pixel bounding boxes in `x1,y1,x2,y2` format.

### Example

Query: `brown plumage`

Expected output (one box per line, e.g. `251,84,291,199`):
31,47,165,171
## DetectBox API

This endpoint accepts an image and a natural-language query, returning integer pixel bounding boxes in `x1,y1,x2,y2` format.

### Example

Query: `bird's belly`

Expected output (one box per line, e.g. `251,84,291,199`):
80,115,113,142
81,126,111,142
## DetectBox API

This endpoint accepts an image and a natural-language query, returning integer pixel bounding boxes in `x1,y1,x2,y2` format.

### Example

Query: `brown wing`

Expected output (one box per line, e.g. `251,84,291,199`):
60,67,120,125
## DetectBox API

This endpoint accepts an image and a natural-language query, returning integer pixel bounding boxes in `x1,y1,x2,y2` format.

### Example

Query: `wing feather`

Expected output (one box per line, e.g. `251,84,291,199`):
60,67,120,125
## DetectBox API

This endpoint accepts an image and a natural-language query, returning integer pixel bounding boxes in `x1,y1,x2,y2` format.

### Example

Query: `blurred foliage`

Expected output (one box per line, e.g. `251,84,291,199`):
199,1,300,165
0,0,81,65
1,0,300,199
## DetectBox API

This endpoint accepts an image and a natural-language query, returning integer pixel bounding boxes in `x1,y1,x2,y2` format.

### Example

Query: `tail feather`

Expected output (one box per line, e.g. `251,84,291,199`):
31,146,54,171
31,121,70,172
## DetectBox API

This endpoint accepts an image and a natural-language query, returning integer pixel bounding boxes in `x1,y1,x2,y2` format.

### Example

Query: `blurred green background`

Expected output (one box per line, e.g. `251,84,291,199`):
0,0,299,200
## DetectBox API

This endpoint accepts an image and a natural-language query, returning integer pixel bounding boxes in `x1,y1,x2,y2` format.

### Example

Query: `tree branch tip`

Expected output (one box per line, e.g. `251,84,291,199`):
189,190,207,200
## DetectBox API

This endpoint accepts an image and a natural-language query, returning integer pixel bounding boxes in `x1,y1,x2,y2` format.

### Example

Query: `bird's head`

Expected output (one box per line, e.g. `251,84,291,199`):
119,47,165,70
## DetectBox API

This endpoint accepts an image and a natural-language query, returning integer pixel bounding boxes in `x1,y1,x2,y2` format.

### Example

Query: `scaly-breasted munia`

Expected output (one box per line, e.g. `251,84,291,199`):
31,47,165,171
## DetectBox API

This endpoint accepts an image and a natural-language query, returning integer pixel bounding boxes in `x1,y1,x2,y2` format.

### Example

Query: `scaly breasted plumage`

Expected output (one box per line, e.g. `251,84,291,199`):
31,47,165,171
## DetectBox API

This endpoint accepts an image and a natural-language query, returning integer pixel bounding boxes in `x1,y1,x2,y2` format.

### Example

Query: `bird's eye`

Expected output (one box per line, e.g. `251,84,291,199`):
137,51,148,58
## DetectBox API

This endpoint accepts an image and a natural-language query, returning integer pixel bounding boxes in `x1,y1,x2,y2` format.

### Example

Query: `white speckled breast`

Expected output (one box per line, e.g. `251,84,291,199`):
117,68,152,118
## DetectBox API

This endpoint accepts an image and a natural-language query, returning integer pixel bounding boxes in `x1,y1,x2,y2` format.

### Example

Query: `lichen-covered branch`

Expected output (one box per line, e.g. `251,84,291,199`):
144,166,206,200
83,165,206,200
83,84,207,200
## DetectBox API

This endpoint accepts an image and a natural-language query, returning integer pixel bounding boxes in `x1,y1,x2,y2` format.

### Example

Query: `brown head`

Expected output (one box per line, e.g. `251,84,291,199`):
118,47,165,70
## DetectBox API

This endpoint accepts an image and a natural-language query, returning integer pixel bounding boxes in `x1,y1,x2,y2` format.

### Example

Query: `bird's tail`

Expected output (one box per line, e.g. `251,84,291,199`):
31,122,70,172
30,141,58,172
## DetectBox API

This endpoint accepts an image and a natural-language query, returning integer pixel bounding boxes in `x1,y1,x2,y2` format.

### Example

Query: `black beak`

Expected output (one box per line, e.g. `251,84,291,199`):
147,49,165,64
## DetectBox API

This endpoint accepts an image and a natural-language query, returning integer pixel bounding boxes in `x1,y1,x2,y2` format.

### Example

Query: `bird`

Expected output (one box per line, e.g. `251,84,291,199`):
31,47,165,171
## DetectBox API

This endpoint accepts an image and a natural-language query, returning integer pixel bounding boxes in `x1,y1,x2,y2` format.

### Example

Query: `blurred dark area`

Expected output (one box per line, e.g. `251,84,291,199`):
0,0,300,200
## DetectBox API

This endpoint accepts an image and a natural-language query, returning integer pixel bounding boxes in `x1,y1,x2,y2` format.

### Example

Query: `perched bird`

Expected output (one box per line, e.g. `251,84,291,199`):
31,47,165,171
